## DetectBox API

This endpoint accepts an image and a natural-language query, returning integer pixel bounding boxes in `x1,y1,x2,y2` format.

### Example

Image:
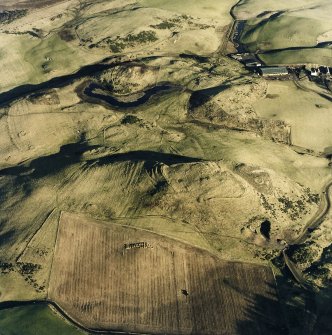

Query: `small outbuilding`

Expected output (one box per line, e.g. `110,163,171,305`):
244,58,262,67
310,68,319,76
258,67,289,77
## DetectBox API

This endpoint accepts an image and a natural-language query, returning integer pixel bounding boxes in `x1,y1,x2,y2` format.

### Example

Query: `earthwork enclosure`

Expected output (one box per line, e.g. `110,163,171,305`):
48,212,285,335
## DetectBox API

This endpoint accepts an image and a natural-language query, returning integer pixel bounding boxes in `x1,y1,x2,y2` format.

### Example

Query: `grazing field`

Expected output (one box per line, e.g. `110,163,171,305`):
0,0,234,91
0,304,84,335
140,0,235,20
48,212,285,335
254,80,332,152
232,0,326,20
234,0,332,65
259,48,332,67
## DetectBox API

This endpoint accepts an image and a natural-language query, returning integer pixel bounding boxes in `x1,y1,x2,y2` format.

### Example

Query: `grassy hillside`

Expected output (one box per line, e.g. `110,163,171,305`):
0,0,235,91
0,304,85,335
259,48,332,66
0,0,331,334
235,0,332,65
254,80,332,151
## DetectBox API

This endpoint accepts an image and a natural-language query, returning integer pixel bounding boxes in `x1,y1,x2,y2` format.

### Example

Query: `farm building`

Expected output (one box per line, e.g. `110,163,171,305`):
305,65,332,78
230,53,262,67
310,68,319,77
244,57,262,67
258,67,289,77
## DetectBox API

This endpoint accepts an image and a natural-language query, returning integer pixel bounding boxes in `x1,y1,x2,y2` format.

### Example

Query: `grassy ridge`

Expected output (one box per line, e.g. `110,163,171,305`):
236,0,332,65
259,48,332,66
242,16,324,52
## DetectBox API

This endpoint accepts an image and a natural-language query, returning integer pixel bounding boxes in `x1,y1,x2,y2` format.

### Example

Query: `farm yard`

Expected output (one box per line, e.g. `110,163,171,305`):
48,212,285,335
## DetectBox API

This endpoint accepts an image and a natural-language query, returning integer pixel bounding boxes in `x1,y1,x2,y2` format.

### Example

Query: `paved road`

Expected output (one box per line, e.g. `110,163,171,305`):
292,180,332,245
283,250,311,289
283,179,332,287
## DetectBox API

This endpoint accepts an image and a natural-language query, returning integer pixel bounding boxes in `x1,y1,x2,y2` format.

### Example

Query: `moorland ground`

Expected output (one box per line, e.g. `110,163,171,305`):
0,0,331,334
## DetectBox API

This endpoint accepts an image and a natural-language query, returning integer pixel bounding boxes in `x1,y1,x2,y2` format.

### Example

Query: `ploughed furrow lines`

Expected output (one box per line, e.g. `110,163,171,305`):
48,212,286,335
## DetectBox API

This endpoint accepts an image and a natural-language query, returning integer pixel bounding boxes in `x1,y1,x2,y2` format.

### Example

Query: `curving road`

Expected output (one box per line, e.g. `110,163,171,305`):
283,179,332,287
291,180,332,245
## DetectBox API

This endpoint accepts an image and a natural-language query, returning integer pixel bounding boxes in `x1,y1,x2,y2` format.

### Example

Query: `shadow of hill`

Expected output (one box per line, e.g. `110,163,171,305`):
312,287,332,335
0,139,203,179
150,262,288,335
236,287,288,335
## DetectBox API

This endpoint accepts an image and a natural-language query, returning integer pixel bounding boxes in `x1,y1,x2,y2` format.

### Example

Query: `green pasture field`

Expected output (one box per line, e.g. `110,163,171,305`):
0,304,85,335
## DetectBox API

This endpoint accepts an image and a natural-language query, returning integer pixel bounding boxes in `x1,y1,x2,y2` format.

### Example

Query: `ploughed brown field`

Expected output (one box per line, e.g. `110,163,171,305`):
48,212,286,335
